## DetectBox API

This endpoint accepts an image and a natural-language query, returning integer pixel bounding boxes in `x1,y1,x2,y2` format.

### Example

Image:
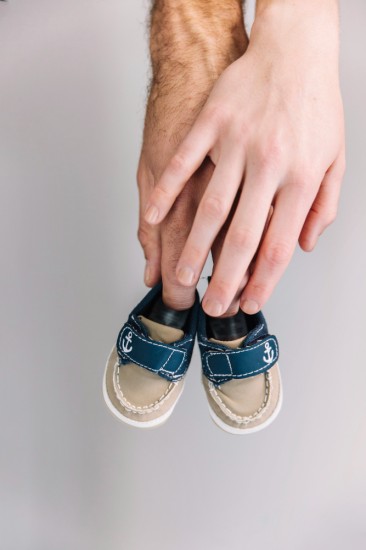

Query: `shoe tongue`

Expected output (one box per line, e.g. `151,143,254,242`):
208,334,247,349
138,315,184,344
146,295,190,330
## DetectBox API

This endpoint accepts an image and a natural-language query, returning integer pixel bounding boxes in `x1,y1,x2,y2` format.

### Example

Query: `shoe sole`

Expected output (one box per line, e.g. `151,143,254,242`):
102,344,185,429
205,366,283,435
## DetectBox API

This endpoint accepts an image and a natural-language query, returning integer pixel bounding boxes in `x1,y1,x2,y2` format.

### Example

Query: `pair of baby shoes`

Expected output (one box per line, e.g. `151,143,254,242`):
103,282,282,434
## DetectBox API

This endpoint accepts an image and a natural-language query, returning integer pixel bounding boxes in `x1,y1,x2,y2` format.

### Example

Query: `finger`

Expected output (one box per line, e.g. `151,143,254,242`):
208,205,274,317
137,220,162,288
247,204,274,277
161,176,213,310
299,152,345,251
240,182,314,314
137,163,162,287
210,195,249,317
144,107,218,226
175,144,246,287
202,164,276,317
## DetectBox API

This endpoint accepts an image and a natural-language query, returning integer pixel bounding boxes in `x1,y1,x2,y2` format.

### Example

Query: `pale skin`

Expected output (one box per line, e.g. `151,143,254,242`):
140,0,345,317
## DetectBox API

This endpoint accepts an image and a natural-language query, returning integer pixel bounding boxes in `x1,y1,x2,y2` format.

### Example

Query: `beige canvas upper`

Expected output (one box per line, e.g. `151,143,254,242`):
202,335,281,430
104,315,186,424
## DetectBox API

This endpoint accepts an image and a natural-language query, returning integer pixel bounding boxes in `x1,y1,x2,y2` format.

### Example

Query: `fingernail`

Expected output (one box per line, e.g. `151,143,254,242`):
144,204,159,224
177,266,195,286
144,263,152,286
204,299,223,317
241,299,259,315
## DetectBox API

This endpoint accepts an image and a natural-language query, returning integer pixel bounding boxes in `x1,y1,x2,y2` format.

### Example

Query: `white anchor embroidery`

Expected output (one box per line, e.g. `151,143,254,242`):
122,331,133,353
263,341,274,365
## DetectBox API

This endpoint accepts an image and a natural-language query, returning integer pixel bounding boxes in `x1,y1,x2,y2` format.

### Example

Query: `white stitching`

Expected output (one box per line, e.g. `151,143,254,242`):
116,362,173,409
209,374,270,421
118,325,186,374
160,350,174,370
198,325,264,349
206,362,275,380
132,315,192,349
206,361,214,376
250,324,265,340
226,354,233,375
113,361,180,414
206,336,278,359
119,325,186,356
159,350,176,376
204,337,278,378
176,338,193,347
117,355,185,380
207,371,272,424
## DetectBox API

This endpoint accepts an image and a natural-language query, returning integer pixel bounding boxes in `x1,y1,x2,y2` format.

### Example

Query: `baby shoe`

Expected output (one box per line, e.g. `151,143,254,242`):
197,304,282,434
103,282,199,428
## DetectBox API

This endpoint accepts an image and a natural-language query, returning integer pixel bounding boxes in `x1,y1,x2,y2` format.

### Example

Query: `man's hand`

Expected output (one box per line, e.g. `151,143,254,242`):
144,0,346,317
137,0,247,311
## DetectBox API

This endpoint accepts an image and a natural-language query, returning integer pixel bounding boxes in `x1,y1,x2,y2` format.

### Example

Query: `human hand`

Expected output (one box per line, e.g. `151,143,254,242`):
137,0,248,311
144,0,346,317
137,112,212,310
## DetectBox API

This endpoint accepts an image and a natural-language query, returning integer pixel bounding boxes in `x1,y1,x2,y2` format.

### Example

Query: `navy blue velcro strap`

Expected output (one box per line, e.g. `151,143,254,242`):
116,323,188,381
201,335,279,384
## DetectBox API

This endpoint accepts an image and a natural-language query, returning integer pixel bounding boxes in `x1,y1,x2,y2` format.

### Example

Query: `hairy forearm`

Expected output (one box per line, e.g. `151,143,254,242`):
146,0,247,140
150,0,247,88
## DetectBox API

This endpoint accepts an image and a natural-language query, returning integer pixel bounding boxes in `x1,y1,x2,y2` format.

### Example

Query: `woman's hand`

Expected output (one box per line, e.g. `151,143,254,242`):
144,1,345,317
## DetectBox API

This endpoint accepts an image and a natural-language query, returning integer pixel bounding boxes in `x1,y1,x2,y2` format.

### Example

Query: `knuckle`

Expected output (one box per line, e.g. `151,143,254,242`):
180,243,202,265
169,151,188,175
136,164,145,187
227,227,256,252
136,162,153,189
137,172,147,190
210,278,231,303
136,160,144,186
162,284,194,310
256,137,283,171
231,120,248,142
292,165,320,193
310,201,322,217
205,102,230,128
136,171,143,188
162,263,197,307
137,226,150,248
162,266,180,289
263,240,291,268
155,184,173,202
266,138,282,161
248,280,268,300
201,195,227,220
325,208,338,226
293,173,313,196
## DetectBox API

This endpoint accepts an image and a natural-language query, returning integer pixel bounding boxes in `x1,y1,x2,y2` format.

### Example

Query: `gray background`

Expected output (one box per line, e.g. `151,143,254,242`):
1,1,365,549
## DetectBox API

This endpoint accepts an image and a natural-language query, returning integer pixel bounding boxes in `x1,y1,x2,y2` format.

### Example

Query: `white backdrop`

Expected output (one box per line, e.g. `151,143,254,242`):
1,1,365,549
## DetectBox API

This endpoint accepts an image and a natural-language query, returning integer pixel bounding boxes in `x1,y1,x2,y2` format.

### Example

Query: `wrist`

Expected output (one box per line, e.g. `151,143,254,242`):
144,80,209,151
249,0,339,72
150,0,247,83
255,0,338,19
